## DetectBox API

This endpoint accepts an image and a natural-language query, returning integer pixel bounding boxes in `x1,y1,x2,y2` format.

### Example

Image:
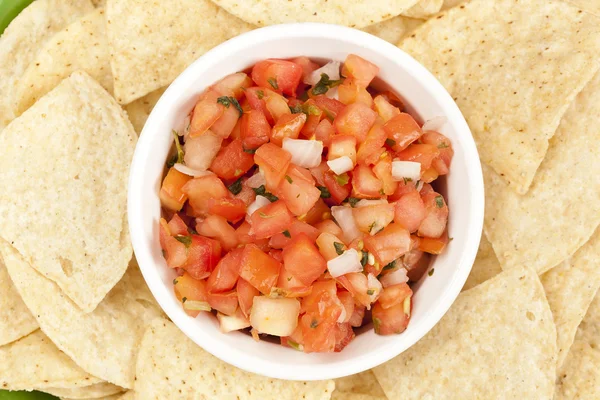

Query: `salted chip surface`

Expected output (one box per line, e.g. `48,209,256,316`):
44,382,123,399
0,71,135,312
362,15,423,44
484,71,600,274
124,87,167,134
333,371,385,398
399,0,600,193
1,242,164,389
0,0,93,129
107,0,253,104
0,256,38,346
210,0,420,28
373,266,556,399
16,8,113,115
462,233,502,291
0,330,101,391
401,0,443,18
134,318,335,400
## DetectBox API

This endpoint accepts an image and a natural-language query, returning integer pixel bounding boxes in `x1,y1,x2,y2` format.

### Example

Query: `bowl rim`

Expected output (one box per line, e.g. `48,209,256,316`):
128,22,484,381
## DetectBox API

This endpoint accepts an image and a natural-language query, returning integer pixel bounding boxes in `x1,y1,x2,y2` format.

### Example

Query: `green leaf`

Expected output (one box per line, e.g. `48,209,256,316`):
347,197,360,207
435,195,444,208
171,130,184,165
166,154,178,168
360,250,369,267
373,317,382,334
311,73,344,96
289,104,303,114
283,230,291,238
403,177,413,185
243,147,256,154
259,212,274,219
257,90,264,100
333,242,345,255
437,142,449,149
182,297,187,303
267,78,279,90
317,185,331,198
0,390,59,400
252,185,278,202
334,173,349,186
303,103,322,116
367,289,375,295
285,175,293,184
227,177,243,195
174,235,192,248
217,96,243,116
310,318,319,329
428,268,435,276
173,278,179,285
385,138,396,147
383,260,396,271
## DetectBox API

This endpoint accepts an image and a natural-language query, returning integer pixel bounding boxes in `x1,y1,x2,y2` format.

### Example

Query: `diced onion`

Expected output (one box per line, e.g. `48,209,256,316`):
380,267,409,288
337,304,347,323
367,273,383,302
179,115,191,136
327,156,354,175
422,116,447,132
355,199,388,208
326,86,339,100
392,160,421,182
246,170,266,189
304,61,341,85
183,300,211,311
247,195,270,217
250,297,300,336
327,249,363,278
173,163,214,178
217,312,251,333
331,206,361,243
416,180,424,191
282,138,323,168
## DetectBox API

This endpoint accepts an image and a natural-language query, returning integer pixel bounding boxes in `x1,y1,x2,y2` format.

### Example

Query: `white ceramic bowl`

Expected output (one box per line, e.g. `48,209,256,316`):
128,23,484,381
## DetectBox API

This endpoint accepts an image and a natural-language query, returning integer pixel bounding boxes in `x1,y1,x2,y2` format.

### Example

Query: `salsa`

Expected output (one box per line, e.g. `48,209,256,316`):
158,54,452,353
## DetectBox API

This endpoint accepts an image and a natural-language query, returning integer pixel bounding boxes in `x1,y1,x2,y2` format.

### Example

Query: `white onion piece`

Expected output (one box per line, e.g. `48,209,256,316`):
250,297,300,336
282,138,323,168
422,116,447,132
183,133,222,170
337,304,347,323
331,206,361,243
327,156,354,175
173,163,214,177
246,170,266,189
217,312,250,333
355,199,389,208
327,249,363,278
392,160,421,182
326,86,339,100
380,267,409,288
247,195,270,217
416,180,424,191
304,61,341,85
367,273,383,302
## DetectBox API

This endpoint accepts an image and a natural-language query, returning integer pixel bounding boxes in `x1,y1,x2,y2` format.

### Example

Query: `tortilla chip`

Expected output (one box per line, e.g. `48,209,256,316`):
44,383,123,399
401,0,443,19
0,0,94,130
1,243,164,389
61,395,124,400
331,394,385,400
373,266,556,399
211,0,420,28
440,0,466,11
124,87,167,134
116,392,134,400
333,371,385,397
92,0,106,6
555,291,600,399
462,233,501,291
134,318,335,399
15,8,112,115
566,0,600,14
0,71,135,313
484,70,600,274
362,15,423,44
399,0,600,194
0,256,38,346
0,330,101,391
107,0,254,104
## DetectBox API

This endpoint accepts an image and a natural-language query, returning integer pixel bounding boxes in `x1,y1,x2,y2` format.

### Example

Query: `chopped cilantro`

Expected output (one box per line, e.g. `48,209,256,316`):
383,260,396,271
403,177,413,185
287,276,293,281
166,154,178,168
182,297,187,303
173,278,178,285
243,147,256,154
367,289,375,295
360,250,369,267
227,177,243,195
323,109,335,121
252,185,278,202
216,96,243,116
259,212,274,219
304,103,322,116
333,242,345,255
437,142,449,149
285,175,293,184
174,235,192,247
256,90,264,100
311,73,344,96
162,249,166,258
449,237,454,241
283,230,291,238
435,195,444,208
334,173,349,186
347,197,360,207
267,77,279,90
169,130,185,167
385,138,396,147
428,268,435,276
187,227,198,235
373,317,382,334
287,339,302,351
310,318,319,329
289,104,303,114
317,185,331,198
379,188,385,195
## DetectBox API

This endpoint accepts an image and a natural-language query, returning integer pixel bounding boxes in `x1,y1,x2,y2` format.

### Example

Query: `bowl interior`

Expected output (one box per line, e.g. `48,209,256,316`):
128,23,484,381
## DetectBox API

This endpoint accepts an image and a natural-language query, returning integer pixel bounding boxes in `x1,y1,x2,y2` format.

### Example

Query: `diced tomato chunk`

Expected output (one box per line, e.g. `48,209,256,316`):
338,80,373,107
323,172,351,204
174,273,209,317
421,131,454,175
251,59,303,96
312,95,345,120
388,178,417,201
351,164,383,199
282,233,327,286
337,291,355,324
249,200,294,239
182,235,222,280
314,219,343,238
245,87,272,123
196,215,238,251
276,164,321,216
373,153,398,195
300,280,342,353
357,124,387,165
292,56,320,80
394,190,426,233
397,144,440,171
241,110,270,150
378,283,412,310
271,113,306,146
159,220,188,269
336,272,372,309
334,322,355,352
210,105,240,139
419,231,449,255
418,192,448,238
349,304,366,327
264,90,290,122
342,54,379,88
372,300,410,335
364,223,411,266
207,247,243,292
334,103,377,142
237,278,259,318
209,139,255,180
167,213,189,236
213,72,252,99
328,134,357,164
421,167,439,183
239,244,281,294
374,95,401,122
182,175,228,216
299,99,323,139
254,143,292,191
207,197,246,223
316,232,346,261
189,90,225,137
352,203,394,234
383,113,422,152
160,167,192,212
314,119,334,147
301,198,331,225
207,290,238,316
277,263,311,293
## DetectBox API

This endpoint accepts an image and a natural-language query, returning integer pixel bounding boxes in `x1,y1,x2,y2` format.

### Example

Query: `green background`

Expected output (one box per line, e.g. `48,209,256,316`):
0,0,59,398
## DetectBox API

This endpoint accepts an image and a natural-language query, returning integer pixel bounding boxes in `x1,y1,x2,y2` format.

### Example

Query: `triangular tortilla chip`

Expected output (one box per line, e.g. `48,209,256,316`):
461,233,501,291
362,15,423,44
123,87,167,134
43,382,123,399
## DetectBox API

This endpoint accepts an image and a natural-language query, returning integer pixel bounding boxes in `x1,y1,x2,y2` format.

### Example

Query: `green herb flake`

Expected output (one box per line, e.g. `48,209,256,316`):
287,276,293,281
383,260,397,271
243,147,256,154
304,103,322,116
217,96,243,116
227,177,243,195
267,77,279,90
311,73,344,96
252,185,278,202
187,227,198,235
259,212,274,219
289,104,303,114
428,268,435,276
310,318,319,329
257,90,264,99
182,297,187,303
403,177,413,185
317,185,331,198
287,339,302,351
334,173,349,186
170,130,185,166
347,197,360,207
449,237,454,241
437,142,449,149
174,235,192,248
385,138,396,147
367,289,375,295
285,175,293,184
333,242,345,256
166,154,178,168
323,109,335,121
162,249,166,258
283,230,291,238
173,278,178,285
379,188,385,195
360,250,369,267
373,317,382,334
435,195,444,208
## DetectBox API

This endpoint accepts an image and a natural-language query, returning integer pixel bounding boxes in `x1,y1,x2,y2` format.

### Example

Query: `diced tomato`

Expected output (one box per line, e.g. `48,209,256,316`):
160,167,192,211
334,103,377,142
229,118,242,140
418,231,449,255
314,119,334,147
352,203,394,234
379,90,404,109
364,223,411,266
336,272,372,309
276,164,321,216
289,220,320,241
237,277,259,318
167,213,189,236
271,113,306,146
207,290,238,316
373,153,398,195
394,190,426,233
378,283,412,310
251,59,303,96
388,178,417,201
421,167,439,183
301,198,330,225
334,322,355,352
209,139,255,180
174,273,209,317
372,300,410,335
337,291,355,323
241,110,270,150
418,192,448,238
207,197,246,223
282,233,327,286
206,247,243,292
421,131,454,175
268,248,284,263
235,180,256,207
374,95,401,122
338,80,373,107
249,200,294,239
159,220,188,269
239,244,281,294
299,99,323,139
210,105,240,138
316,232,347,261
397,144,440,171
277,263,311,294
269,232,290,249
312,95,345,120
300,280,342,353
189,90,225,137
212,72,252,99
314,219,343,238
292,56,320,81
351,164,383,199
309,162,329,187
264,90,290,122
196,215,238,251
254,143,292,191
405,249,430,282
181,235,222,280
357,124,387,165
328,134,357,164
349,304,365,327
323,172,351,204
383,113,422,152
182,175,228,216
342,54,379,88
300,313,336,353
245,87,272,123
